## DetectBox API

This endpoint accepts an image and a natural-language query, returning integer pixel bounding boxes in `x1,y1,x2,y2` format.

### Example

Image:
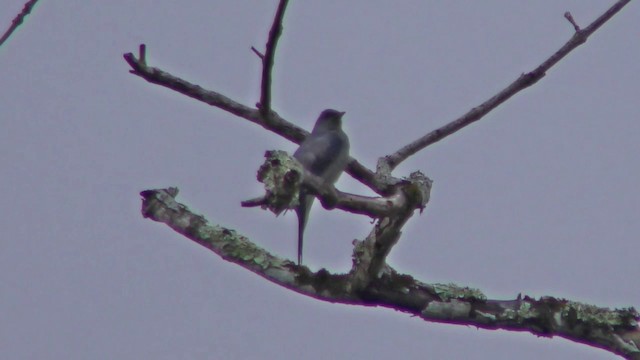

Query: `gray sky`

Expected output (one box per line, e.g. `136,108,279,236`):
1,1,638,359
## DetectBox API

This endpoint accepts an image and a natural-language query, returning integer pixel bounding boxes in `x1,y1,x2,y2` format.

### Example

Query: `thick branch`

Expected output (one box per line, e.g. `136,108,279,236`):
141,188,640,359
382,0,632,171
349,210,413,289
350,173,431,286
257,0,289,117
0,0,40,48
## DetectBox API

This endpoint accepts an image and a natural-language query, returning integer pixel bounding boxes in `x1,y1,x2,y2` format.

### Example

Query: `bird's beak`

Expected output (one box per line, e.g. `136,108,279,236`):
339,111,346,117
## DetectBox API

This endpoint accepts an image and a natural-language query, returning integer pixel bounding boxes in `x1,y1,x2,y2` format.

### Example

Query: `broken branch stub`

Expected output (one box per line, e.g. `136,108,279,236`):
255,150,304,215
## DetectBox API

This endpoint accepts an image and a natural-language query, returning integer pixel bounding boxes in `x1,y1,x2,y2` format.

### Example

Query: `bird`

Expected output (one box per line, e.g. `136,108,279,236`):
293,109,350,265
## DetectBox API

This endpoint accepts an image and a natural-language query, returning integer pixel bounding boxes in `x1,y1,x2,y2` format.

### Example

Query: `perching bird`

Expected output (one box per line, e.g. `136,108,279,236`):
293,109,350,265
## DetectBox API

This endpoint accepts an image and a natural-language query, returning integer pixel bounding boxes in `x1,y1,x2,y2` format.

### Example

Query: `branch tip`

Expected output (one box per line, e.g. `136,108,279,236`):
138,43,147,65
251,46,265,60
564,11,581,31
0,0,40,48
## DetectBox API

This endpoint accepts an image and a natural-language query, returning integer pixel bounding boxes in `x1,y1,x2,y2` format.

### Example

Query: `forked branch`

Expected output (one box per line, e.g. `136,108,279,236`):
123,46,382,193
127,1,638,358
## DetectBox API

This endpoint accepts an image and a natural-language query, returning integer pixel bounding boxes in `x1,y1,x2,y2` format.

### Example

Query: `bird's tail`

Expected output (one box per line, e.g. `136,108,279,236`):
296,192,313,265
297,216,304,265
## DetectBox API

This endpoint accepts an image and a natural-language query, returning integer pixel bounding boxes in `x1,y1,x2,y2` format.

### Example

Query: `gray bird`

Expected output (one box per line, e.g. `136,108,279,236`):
293,109,350,265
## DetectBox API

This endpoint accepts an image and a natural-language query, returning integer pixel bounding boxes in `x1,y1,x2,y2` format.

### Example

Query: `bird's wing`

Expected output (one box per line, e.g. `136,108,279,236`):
293,130,348,177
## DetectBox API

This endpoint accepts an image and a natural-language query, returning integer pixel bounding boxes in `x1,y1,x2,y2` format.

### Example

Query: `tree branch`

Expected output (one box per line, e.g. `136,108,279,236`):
241,181,400,218
256,0,289,117
141,188,640,359
240,150,431,218
0,0,40,48
128,3,637,356
123,46,385,194
381,0,632,171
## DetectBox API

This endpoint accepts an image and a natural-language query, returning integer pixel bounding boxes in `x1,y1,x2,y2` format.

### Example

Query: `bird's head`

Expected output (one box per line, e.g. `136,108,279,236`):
313,109,345,132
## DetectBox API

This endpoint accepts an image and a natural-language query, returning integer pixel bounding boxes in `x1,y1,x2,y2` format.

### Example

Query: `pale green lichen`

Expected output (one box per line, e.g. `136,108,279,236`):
253,253,269,269
422,299,471,320
200,224,273,267
562,301,639,329
432,282,486,302
518,301,533,316
258,150,304,214
404,171,433,210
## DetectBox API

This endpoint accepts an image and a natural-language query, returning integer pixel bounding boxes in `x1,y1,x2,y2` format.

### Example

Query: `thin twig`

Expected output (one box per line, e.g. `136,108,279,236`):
564,12,581,32
383,0,632,171
0,0,40,48
250,46,265,60
258,0,289,116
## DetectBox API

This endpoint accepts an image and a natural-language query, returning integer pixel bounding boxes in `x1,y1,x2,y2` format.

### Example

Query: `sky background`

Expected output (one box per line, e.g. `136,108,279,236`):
1,1,638,359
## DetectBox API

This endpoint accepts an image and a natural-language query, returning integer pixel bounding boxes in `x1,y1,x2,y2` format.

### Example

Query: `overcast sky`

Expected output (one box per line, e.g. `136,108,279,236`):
1,1,638,359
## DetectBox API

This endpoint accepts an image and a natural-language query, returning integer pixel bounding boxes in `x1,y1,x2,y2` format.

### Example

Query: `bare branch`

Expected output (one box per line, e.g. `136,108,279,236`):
257,0,289,117
123,47,384,194
0,0,40,48
124,48,301,142
382,0,632,171
141,188,640,359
